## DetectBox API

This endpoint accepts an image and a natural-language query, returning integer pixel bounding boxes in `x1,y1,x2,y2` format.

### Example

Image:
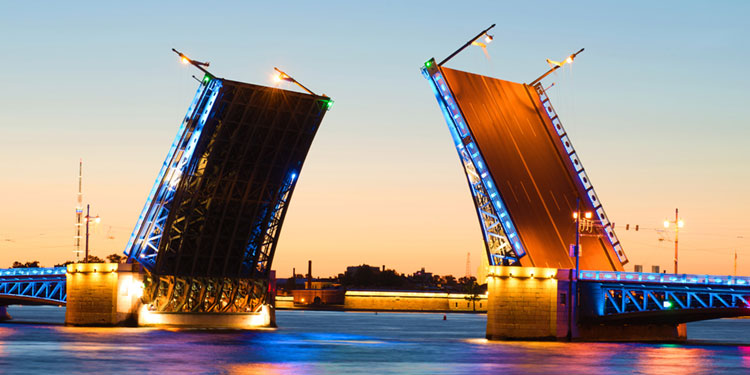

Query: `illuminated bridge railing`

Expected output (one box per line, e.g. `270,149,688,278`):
0,267,67,277
0,267,67,305
579,270,750,287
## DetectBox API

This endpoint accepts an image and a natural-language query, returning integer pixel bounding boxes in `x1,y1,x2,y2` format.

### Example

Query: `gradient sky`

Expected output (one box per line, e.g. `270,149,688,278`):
1,1,748,278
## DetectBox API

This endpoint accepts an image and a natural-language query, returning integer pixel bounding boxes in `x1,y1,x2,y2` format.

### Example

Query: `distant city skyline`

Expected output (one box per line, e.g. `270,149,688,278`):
1,1,748,277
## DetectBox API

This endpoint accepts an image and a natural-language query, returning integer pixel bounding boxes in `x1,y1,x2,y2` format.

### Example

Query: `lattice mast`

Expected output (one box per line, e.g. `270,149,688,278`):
73,159,83,262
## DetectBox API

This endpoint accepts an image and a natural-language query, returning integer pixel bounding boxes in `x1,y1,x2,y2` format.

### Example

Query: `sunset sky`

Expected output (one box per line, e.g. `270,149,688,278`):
1,1,748,278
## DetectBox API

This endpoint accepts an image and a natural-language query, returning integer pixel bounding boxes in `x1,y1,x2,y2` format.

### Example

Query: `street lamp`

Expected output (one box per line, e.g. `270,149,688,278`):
84,204,100,263
571,199,593,278
663,208,684,273
438,24,496,67
529,48,585,86
567,197,592,341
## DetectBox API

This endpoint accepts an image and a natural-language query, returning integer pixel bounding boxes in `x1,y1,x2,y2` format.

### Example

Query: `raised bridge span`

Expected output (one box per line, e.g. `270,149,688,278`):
420,53,748,340
1,48,746,339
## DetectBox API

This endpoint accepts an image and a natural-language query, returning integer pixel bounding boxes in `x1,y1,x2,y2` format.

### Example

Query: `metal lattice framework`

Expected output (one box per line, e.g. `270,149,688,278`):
124,74,330,313
422,61,525,266
125,78,223,269
580,271,750,322
0,267,67,305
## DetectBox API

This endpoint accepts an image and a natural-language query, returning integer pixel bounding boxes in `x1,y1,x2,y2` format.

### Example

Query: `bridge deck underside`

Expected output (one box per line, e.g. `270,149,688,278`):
154,80,327,280
441,68,621,270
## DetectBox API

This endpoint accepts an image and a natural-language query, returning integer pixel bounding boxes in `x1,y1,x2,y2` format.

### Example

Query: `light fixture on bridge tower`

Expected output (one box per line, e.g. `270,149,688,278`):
172,48,217,83
272,67,333,110
438,23,496,67
529,48,585,86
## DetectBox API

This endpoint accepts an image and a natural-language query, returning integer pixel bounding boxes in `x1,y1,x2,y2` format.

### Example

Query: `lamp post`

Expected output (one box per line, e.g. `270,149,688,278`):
572,198,593,277
663,208,684,274
568,197,592,341
84,204,100,263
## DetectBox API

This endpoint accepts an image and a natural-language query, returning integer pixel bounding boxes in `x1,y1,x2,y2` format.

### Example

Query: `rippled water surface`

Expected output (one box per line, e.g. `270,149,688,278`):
1,306,749,374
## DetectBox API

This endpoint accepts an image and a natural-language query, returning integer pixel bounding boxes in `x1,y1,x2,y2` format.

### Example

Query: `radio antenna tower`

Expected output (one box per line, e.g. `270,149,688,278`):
74,159,83,262
465,252,471,278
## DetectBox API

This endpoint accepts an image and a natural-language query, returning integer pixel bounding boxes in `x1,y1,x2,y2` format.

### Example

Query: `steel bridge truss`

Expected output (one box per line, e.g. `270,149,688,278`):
0,267,67,305
580,271,750,321
245,172,296,277
142,274,267,313
124,77,223,269
599,283,750,316
423,60,525,266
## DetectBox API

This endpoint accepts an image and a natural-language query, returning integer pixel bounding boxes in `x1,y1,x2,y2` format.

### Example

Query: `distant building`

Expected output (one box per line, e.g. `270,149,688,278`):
346,265,381,276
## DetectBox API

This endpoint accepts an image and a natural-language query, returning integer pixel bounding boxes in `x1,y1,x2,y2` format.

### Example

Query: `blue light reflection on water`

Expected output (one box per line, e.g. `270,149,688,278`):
1,307,749,374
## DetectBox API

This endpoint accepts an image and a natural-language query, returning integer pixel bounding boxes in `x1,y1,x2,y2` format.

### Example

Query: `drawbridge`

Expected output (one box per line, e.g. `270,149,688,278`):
422,60,626,271
121,65,332,314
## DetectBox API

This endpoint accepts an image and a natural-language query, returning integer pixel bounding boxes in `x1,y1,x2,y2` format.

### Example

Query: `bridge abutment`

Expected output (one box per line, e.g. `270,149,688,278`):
65,263,144,326
486,266,687,342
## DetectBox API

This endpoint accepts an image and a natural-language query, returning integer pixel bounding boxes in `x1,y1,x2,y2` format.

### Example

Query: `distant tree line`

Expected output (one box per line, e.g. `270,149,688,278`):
10,253,125,268
333,264,487,293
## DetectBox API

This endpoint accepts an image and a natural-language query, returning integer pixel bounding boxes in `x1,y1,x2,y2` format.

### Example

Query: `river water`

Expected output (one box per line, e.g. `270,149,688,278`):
1,306,749,374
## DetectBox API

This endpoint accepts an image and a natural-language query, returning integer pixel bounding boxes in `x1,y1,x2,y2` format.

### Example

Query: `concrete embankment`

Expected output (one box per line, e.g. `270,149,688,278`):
276,290,488,313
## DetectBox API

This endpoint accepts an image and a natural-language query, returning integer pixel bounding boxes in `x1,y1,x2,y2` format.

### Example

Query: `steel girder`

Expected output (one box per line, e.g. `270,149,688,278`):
124,78,223,269
578,271,750,322
142,274,267,313
0,267,67,305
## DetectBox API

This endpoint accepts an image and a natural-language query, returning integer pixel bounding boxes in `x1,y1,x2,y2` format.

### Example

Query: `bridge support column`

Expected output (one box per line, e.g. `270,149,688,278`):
486,266,560,340
65,263,144,326
486,267,688,342
0,306,10,321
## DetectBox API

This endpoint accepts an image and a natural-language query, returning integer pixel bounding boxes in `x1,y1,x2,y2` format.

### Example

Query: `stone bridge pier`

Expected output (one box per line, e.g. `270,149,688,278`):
65,263,144,326
485,266,686,342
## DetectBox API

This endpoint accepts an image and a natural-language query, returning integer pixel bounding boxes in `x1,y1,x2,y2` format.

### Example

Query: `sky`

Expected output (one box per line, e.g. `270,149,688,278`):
0,1,748,278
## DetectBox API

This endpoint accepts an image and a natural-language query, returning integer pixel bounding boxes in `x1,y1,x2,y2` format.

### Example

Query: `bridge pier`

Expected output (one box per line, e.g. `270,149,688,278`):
486,266,687,342
65,263,144,326
0,306,10,321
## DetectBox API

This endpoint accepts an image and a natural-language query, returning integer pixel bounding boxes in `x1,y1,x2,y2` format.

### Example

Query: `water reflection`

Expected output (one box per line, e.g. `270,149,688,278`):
1,308,749,374
635,345,711,375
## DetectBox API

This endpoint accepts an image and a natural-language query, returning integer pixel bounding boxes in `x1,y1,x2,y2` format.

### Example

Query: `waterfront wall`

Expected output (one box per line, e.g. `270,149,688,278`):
65,263,143,326
276,291,488,312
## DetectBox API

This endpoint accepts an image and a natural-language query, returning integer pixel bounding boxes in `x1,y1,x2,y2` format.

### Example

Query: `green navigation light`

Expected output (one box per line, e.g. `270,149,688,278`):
425,60,433,68
325,100,334,110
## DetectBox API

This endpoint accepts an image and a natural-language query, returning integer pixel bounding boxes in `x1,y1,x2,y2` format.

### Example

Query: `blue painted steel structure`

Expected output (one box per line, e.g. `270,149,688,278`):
119,69,330,314
0,267,67,305
124,77,223,269
579,271,750,322
422,60,525,266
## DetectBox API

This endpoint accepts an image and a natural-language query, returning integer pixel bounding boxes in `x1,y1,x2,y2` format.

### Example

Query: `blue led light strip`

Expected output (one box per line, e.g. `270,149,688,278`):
580,270,750,287
0,267,67,277
423,65,526,265
0,267,67,304
532,83,628,264
244,171,298,276
124,77,223,269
